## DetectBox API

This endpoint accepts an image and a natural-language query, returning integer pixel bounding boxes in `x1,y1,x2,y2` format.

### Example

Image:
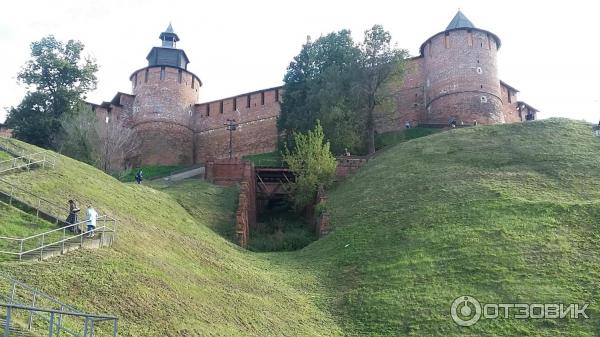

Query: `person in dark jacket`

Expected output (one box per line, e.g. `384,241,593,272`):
135,170,143,184
66,200,80,233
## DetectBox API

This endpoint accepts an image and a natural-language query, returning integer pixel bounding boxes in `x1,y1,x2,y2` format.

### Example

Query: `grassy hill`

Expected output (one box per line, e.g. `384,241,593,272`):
290,118,600,336
1,119,600,336
0,141,342,336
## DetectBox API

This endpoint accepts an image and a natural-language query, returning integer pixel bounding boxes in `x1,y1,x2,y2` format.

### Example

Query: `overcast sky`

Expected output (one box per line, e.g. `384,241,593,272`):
1,0,599,123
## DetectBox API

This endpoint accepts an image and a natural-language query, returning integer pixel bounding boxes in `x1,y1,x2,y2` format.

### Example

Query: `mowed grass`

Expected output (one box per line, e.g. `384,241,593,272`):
116,164,184,182
0,151,12,161
242,151,284,167
2,119,600,336
0,202,61,260
0,203,57,238
375,127,441,150
287,118,600,336
0,141,342,336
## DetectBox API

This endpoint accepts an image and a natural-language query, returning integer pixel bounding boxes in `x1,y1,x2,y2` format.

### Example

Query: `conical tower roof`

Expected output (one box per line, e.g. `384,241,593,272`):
159,23,180,42
446,10,475,30
419,10,501,55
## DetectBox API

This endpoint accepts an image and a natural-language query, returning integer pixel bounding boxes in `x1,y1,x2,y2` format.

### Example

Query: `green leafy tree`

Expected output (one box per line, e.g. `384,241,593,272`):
279,25,408,155
283,121,337,210
356,25,408,154
6,35,98,149
279,31,365,154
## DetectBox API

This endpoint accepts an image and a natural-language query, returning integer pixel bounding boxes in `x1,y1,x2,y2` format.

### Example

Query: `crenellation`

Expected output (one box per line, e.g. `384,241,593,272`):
88,12,537,169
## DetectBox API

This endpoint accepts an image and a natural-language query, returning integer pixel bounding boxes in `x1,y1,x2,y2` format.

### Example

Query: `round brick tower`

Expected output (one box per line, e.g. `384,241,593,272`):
130,24,202,165
421,11,504,124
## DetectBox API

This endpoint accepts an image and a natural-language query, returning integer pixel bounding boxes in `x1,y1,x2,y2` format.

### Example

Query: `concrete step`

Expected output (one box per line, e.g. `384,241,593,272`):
20,233,114,261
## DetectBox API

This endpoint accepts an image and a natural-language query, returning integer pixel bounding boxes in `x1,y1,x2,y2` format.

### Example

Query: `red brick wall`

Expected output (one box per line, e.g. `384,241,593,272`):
335,156,369,178
193,88,281,162
375,57,427,132
500,83,522,123
423,29,503,124
130,66,200,165
205,159,256,247
135,121,194,165
89,24,534,168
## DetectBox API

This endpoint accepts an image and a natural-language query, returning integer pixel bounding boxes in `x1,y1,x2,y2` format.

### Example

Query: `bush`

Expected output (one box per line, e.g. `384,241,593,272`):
283,121,337,209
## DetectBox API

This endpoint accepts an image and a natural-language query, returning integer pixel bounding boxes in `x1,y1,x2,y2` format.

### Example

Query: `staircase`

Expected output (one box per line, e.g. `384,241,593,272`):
0,137,55,176
0,143,116,262
0,274,118,336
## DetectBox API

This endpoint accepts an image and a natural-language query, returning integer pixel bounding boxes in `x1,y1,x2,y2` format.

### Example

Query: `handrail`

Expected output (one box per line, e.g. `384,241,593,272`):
0,273,82,314
21,216,111,242
0,303,118,321
0,303,118,337
0,217,116,261
0,177,68,218
0,153,55,175
0,150,54,165
19,225,115,256
0,177,119,227
0,274,119,337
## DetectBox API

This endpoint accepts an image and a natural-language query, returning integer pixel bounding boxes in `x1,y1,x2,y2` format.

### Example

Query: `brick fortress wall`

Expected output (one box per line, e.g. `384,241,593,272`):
423,29,503,125
193,88,281,162
130,66,200,165
89,16,536,168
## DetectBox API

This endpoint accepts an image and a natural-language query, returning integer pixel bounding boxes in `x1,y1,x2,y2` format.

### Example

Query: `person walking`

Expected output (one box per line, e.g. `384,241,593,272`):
65,200,80,233
86,205,98,238
135,169,143,184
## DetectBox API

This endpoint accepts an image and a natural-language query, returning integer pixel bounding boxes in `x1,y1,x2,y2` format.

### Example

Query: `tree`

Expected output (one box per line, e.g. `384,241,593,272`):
279,31,364,154
97,120,140,172
57,104,140,172
356,25,408,154
279,25,408,155
283,121,337,210
57,103,99,165
6,35,98,149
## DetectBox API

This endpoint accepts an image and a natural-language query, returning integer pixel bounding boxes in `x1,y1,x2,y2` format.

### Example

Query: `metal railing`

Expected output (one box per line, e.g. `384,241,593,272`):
0,178,71,226
0,178,118,261
0,150,56,175
0,274,118,336
0,216,116,261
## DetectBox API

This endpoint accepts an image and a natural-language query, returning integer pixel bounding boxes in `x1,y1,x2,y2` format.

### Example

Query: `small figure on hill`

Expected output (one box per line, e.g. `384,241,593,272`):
405,121,411,129
473,120,478,126
65,200,80,233
449,118,457,128
344,148,351,157
86,205,98,238
135,169,143,184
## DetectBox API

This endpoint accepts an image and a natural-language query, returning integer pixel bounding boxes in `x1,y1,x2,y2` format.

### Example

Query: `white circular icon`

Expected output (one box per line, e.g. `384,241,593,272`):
451,295,482,326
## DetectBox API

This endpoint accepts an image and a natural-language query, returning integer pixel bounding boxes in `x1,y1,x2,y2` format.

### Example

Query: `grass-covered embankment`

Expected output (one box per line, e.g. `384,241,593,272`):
290,119,600,336
0,141,342,336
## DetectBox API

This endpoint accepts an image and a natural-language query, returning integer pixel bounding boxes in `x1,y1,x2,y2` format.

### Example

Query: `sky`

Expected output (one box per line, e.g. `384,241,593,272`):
1,0,599,123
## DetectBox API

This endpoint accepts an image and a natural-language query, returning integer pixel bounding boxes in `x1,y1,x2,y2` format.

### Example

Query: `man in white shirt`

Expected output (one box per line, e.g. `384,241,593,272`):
86,205,98,238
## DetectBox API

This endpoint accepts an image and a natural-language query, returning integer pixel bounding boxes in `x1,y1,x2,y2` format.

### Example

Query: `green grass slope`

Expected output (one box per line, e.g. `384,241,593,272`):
0,142,342,336
0,203,56,238
292,119,600,336
3,119,600,336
